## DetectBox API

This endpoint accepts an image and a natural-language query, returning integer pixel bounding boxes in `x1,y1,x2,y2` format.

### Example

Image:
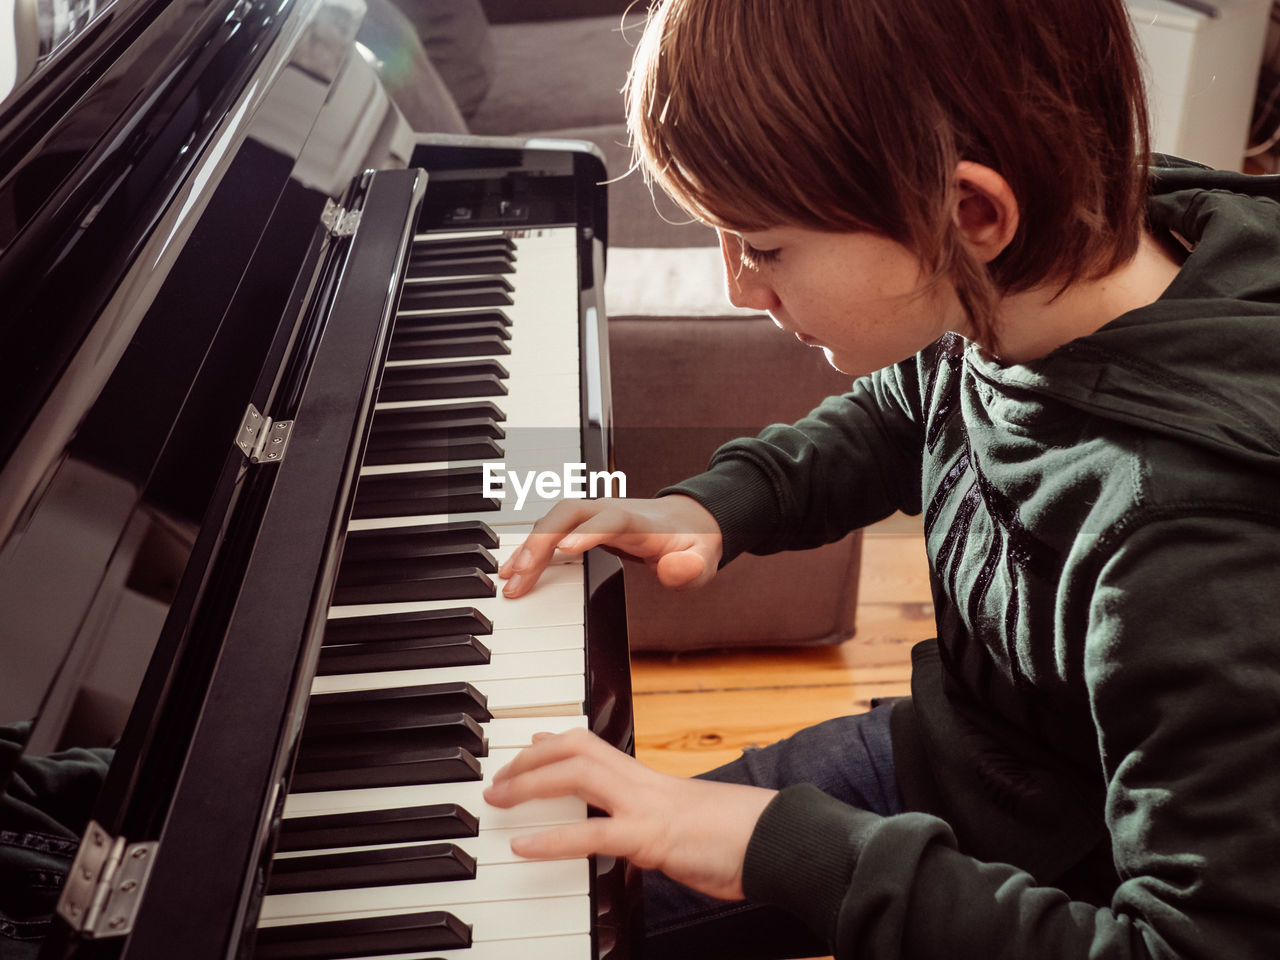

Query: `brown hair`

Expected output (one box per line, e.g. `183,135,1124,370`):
624,0,1152,347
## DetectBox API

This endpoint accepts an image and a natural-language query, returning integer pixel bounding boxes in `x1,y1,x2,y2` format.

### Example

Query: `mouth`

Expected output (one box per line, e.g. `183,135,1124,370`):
795,332,821,347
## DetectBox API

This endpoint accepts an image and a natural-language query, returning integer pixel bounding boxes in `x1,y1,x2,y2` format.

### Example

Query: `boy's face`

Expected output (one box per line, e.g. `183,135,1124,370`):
717,227,968,376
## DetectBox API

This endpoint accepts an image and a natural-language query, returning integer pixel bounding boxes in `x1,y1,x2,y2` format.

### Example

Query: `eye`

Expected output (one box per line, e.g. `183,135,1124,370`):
739,238,781,269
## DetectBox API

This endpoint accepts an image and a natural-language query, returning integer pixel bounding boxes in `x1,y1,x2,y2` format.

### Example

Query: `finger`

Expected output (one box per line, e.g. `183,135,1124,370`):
489,728,616,787
500,502,603,595
552,507,650,558
507,817,644,864
484,756,619,813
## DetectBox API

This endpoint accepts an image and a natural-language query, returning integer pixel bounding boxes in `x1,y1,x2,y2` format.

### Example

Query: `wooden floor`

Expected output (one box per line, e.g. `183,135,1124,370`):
630,513,931,777
625,514,932,958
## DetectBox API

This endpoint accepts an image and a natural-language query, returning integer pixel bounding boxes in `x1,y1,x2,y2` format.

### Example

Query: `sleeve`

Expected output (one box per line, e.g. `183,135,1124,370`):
741,515,1280,960
661,358,927,564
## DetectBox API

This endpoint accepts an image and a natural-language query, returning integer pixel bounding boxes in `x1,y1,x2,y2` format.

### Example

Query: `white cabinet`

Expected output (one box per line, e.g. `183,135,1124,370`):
1128,0,1273,170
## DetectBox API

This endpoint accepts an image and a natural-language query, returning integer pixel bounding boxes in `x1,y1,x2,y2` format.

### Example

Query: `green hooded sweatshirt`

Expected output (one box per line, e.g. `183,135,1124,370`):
665,160,1280,959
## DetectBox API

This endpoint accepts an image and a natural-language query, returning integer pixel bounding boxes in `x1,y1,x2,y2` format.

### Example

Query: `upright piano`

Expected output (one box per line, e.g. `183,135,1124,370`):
0,0,637,957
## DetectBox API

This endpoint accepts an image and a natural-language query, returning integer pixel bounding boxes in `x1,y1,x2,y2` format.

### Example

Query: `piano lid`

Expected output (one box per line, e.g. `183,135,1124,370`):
0,0,416,950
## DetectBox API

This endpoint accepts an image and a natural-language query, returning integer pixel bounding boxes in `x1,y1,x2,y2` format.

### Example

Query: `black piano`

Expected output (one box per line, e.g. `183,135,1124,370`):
0,0,636,957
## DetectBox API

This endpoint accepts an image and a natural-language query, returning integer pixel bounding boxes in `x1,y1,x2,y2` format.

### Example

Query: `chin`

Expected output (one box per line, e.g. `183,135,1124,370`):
823,348,861,376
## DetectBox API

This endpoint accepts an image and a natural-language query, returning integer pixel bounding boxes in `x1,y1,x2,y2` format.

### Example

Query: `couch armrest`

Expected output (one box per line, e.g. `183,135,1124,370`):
479,0,635,23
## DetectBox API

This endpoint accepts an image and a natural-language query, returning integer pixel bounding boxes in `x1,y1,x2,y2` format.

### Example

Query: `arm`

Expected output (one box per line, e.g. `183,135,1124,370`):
502,359,926,595
745,515,1280,959
491,516,1280,959
663,362,925,565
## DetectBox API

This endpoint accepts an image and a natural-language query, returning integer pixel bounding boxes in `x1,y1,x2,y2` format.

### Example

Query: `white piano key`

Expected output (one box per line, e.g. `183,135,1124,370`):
482,714,588,749
482,624,584,656
490,542,581,568
259,858,590,921
472,674,585,717
312,649,585,693
327,577,584,629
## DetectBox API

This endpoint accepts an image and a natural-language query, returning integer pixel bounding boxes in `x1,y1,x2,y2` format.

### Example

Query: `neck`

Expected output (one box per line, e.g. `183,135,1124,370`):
986,231,1184,363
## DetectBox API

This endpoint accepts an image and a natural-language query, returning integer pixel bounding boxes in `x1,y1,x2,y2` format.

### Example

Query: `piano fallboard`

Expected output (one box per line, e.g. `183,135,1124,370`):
0,0,636,957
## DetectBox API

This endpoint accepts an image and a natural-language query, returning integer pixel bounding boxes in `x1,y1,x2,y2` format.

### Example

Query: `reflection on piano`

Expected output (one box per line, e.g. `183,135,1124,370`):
0,0,637,957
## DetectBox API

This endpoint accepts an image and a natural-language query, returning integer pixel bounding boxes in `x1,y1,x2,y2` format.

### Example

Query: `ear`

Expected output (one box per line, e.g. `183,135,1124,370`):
952,161,1019,263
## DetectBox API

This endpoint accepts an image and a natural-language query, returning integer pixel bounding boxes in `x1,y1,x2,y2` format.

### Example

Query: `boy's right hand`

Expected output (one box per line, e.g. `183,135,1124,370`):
498,494,723,598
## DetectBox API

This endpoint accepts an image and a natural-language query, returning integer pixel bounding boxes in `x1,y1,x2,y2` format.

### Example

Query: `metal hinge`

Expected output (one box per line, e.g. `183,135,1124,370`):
56,821,157,938
236,403,293,463
321,197,361,237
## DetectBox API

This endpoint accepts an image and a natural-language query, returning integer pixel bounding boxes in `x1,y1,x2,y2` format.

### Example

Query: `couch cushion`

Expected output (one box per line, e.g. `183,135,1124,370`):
468,14,644,135
390,0,495,118
606,247,761,319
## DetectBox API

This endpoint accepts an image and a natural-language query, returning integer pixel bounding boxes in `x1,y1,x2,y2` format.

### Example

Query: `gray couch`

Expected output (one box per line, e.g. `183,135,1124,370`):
364,0,864,650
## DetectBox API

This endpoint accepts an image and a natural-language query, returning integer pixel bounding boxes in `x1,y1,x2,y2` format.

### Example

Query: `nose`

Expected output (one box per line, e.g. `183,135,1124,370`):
718,230,781,313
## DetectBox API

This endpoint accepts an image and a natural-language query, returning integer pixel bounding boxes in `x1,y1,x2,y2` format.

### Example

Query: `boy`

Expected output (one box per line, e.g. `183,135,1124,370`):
484,1,1280,957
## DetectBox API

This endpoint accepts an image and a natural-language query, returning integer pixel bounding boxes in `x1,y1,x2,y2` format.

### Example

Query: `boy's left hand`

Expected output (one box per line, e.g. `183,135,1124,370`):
483,727,776,901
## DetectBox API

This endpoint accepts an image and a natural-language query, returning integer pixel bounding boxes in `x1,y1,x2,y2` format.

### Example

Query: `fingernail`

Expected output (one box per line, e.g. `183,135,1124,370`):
558,535,581,551
502,574,526,597
510,547,532,572
509,834,541,858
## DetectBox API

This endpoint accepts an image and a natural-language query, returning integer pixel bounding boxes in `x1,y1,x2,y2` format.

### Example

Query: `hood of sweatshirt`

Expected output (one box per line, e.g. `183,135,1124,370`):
966,158,1280,475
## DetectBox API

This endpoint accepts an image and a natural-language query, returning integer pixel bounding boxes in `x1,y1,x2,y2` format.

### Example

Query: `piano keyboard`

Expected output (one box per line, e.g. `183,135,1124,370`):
257,226,604,959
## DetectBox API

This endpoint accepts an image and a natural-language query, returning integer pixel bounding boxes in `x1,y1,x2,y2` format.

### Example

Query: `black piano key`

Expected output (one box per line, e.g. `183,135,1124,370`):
406,254,516,278
350,495,498,521
316,635,491,675
298,711,488,760
371,411,506,442
398,277,513,310
388,333,511,361
382,357,509,382
392,317,511,341
366,417,504,450
332,569,494,606
307,682,491,728
340,522,500,560
323,607,494,644
354,464,483,496
360,435,503,467
391,309,511,336
407,242,514,264
341,545,498,578
351,466,497,518
266,842,476,895
371,399,507,426
276,803,480,852
291,744,483,792
255,910,471,960
411,235,515,255
376,372,507,403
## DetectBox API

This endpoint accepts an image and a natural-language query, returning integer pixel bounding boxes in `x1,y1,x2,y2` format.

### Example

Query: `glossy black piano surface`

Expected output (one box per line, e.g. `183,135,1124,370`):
0,0,635,956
